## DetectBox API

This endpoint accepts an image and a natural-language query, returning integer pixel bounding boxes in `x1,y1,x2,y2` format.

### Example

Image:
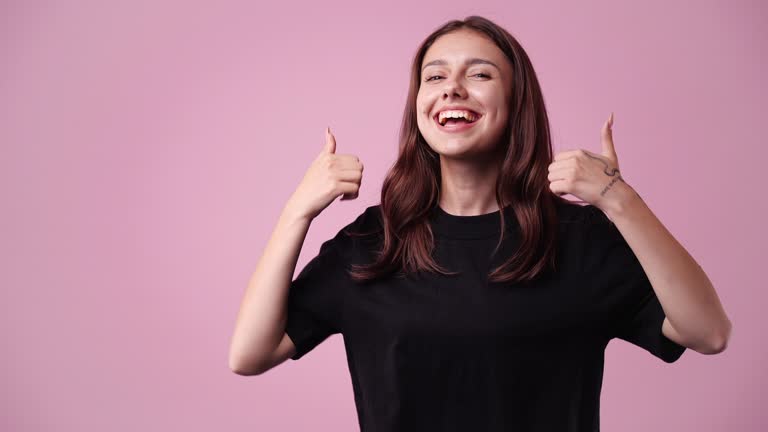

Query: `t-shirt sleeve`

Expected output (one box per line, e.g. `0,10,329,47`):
584,205,687,364
285,233,349,361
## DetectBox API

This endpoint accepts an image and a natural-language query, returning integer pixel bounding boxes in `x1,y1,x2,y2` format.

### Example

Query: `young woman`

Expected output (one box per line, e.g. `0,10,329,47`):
229,15,732,432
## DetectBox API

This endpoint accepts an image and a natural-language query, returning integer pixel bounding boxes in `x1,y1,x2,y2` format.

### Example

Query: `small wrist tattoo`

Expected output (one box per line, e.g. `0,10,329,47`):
585,153,627,197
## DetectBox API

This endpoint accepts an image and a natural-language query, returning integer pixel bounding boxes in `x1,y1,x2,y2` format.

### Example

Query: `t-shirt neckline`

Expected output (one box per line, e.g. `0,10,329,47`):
429,204,516,239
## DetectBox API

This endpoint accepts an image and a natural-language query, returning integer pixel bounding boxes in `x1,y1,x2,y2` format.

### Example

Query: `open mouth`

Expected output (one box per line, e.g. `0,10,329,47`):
433,112,482,131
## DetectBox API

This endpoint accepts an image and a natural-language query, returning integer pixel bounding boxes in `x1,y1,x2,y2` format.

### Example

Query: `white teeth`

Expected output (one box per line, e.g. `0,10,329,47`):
437,110,479,125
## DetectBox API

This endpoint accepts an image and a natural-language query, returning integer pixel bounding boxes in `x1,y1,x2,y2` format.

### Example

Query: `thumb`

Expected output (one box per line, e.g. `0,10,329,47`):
323,126,336,154
601,112,617,165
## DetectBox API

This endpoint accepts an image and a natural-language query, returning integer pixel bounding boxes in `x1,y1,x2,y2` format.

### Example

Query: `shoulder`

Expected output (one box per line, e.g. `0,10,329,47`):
553,199,621,253
554,199,613,229
326,204,384,257
554,198,596,226
338,204,383,237
551,201,631,276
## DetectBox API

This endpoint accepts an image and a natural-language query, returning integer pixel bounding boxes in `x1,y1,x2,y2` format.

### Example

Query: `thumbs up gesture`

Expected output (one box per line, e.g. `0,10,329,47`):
547,113,637,211
286,127,364,221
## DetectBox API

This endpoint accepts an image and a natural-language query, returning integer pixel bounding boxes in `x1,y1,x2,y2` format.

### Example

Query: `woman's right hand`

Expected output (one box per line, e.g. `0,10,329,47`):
285,127,364,221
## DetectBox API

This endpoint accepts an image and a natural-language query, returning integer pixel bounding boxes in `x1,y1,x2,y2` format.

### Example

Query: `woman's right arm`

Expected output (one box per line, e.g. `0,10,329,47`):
228,203,311,375
228,128,363,375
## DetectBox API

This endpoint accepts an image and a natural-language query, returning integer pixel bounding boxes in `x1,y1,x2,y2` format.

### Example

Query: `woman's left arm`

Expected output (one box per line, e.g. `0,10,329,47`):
548,112,732,355
603,181,732,355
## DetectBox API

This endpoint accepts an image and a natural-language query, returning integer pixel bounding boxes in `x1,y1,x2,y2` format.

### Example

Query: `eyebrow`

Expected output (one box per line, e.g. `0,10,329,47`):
421,57,501,72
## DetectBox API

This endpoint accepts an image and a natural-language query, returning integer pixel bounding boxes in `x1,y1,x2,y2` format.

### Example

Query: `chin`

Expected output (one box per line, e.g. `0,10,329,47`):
432,143,482,159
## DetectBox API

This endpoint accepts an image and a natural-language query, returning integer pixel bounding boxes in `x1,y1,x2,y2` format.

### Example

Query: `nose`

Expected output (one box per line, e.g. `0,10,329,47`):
441,76,467,99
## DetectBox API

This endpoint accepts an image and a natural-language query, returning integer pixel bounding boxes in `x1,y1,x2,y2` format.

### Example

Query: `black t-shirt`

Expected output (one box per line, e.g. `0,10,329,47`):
284,200,686,432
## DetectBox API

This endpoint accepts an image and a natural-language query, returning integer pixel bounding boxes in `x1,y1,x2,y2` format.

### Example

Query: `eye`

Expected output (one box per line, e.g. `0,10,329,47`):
424,73,490,83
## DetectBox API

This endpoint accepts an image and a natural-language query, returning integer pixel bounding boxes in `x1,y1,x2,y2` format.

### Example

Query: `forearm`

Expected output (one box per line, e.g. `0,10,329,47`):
603,184,732,351
228,200,312,373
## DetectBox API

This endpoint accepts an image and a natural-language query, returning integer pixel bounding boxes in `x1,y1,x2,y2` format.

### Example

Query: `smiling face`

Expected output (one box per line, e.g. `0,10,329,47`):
416,29,513,161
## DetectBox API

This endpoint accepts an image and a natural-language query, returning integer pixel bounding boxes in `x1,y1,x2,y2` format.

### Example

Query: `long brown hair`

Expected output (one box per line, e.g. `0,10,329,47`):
346,15,572,284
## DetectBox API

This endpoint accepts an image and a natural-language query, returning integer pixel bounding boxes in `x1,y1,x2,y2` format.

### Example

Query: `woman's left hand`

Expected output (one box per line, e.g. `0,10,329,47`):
547,112,634,212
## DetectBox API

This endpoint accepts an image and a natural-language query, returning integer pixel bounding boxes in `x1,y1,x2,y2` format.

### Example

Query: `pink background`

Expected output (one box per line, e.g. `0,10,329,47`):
2,1,765,430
